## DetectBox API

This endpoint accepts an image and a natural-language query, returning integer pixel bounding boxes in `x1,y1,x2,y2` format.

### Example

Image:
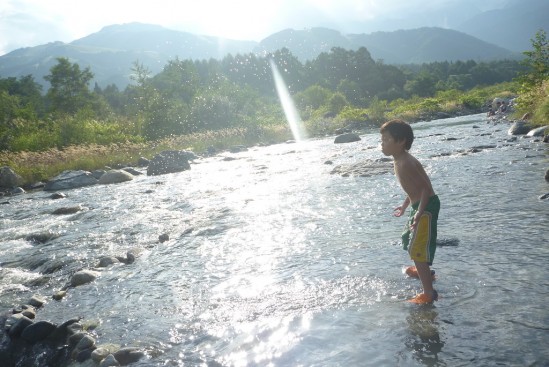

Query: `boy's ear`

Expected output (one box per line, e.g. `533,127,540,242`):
395,137,407,148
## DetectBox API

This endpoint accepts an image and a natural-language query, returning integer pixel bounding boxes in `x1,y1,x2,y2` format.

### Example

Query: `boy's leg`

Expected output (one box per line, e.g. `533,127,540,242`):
407,261,438,304
414,261,434,295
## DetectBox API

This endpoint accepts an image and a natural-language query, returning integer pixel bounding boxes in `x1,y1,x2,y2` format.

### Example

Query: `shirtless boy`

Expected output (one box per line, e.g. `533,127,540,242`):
380,119,440,304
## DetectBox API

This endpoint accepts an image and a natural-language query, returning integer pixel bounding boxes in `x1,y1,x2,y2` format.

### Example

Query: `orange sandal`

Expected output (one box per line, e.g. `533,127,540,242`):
407,290,439,304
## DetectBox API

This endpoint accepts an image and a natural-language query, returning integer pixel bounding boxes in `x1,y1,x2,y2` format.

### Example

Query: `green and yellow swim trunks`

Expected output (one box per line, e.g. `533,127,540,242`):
402,195,440,265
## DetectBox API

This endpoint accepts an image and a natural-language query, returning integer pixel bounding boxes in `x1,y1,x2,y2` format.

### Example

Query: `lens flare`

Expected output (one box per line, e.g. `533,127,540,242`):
269,59,307,142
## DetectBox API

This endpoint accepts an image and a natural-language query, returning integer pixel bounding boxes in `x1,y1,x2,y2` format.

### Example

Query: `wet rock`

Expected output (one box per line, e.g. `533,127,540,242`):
71,270,100,287
44,170,99,191
75,334,96,351
147,150,192,176
21,320,57,343
5,313,26,331
69,332,87,347
508,121,531,135
50,192,67,199
0,166,24,189
539,193,549,200
10,187,25,195
52,205,85,215
92,344,120,362
92,169,107,179
100,354,121,367
113,347,145,365
159,233,170,243
49,318,81,342
9,315,34,337
29,295,46,308
526,125,549,137
545,169,549,182
97,256,121,268
98,169,134,185
334,133,361,144
125,248,144,264
52,290,67,301
25,230,61,244
76,347,96,362
122,167,142,176
137,157,150,167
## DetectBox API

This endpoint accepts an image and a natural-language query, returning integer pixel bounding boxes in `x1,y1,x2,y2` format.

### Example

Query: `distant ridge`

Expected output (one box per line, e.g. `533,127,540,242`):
0,23,520,89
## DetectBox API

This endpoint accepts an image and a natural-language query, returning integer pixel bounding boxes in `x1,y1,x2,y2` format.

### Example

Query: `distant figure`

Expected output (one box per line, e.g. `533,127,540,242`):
487,108,495,117
380,119,440,304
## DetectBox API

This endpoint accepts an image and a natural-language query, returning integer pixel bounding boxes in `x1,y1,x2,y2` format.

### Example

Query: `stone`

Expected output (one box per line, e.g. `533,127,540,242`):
52,205,85,215
334,133,361,144
9,315,34,337
137,157,150,167
508,121,531,135
44,170,98,191
28,295,46,308
159,233,170,243
526,125,549,137
97,256,121,267
75,334,96,351
98,170,134,185
52,290,67,300
100,354,121,367
0,166,24,188
147,150,192,176
71,270,100,287
91,345,120,362
122,167,142,176
21,320,57,343
113,347,145,365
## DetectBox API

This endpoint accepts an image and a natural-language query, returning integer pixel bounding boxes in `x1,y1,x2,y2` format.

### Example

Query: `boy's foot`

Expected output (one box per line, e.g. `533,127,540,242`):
405,266,436,280
407,290,438,304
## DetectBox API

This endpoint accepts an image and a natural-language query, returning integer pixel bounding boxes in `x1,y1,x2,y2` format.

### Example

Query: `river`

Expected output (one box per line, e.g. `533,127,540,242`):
1,114,548,366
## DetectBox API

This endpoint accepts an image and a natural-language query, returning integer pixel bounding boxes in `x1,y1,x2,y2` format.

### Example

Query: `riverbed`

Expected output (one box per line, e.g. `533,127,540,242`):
1,114,548,366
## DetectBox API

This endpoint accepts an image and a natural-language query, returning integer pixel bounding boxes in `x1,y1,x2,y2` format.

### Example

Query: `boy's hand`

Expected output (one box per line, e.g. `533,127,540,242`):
393,206,406,217
410,212,422,231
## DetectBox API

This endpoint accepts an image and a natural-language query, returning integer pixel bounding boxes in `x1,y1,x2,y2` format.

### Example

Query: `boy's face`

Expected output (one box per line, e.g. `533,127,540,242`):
381,131,405,156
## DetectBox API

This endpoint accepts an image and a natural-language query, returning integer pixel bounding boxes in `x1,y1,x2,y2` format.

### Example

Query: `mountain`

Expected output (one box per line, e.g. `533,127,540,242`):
347,27,518,64
0,23,520,90
0,23,258,89
256,27,518,64
455,0,549,52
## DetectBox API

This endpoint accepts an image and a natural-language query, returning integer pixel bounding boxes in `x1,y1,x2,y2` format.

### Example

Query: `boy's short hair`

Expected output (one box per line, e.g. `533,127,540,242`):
380,119,414,150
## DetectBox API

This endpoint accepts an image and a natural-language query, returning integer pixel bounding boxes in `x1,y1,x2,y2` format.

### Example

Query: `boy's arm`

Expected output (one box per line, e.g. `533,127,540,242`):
410,188,431,230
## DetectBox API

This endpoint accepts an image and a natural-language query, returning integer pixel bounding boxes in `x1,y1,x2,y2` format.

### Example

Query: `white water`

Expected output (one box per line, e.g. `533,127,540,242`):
0,114,548,366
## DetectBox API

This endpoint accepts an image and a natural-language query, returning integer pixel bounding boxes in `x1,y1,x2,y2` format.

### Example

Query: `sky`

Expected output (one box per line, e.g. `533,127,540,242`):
0,0,509,56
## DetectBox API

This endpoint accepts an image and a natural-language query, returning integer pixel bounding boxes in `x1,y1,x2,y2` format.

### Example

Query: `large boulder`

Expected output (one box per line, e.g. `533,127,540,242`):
0,166,24,189
526,125,549,137
146,150,193,176
44,170,98,191
98,170,134,185
508,120,532,135
334,133,361,144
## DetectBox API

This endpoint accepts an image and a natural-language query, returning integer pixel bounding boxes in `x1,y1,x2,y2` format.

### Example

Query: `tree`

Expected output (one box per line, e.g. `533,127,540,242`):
44,57,94,114
519,29,549,88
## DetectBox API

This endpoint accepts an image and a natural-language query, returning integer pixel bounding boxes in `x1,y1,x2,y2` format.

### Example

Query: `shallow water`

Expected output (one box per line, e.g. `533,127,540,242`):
1,114,548,366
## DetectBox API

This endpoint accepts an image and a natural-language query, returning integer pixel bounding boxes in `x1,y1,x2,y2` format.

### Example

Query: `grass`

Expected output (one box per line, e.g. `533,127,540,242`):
2,81,543,187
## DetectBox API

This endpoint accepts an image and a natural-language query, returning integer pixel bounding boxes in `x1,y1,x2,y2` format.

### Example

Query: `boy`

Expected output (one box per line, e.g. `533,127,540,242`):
380,119,440,304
